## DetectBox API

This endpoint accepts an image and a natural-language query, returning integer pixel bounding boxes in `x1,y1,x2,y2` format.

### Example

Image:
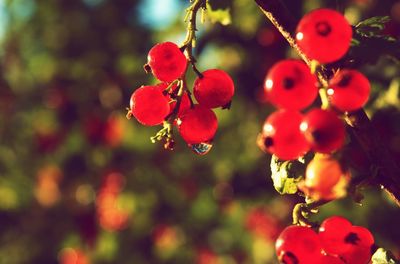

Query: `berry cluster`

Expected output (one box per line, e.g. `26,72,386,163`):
258,61,370,161
275,216,375,264
258,8,371,162
127,41,234,154
257,9,377,263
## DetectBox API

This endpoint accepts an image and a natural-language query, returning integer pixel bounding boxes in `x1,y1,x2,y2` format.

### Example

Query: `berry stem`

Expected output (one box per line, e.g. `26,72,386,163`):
181,0,206,79
319,88,330,110
292,199,331,226
255,0,400,206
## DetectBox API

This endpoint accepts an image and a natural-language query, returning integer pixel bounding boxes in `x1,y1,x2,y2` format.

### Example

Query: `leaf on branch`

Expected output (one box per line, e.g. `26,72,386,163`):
372,248,400,264
355,16,392,38
206,3,231,26
347,16,400,64
270,155,305,195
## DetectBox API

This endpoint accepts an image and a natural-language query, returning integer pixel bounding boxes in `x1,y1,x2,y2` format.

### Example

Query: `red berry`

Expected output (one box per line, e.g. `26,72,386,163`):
301,109,345,153
319,216,353,255
264,59,318,110
328,70,371,112
178,105,218,144
130,85,170,126
340,245,372,264
296,9,352,63
302,156,348,200
259,110,310,160
345,225,374,248
276,225,322,264
193,69,235,109
318,255,345,264
147,42,187,82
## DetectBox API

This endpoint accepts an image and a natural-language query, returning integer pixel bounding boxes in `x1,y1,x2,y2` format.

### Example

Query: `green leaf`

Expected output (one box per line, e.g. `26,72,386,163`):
206,3,231,26
356,16,391,29
270,155,305,195
355,16,395,40
372,248,400,264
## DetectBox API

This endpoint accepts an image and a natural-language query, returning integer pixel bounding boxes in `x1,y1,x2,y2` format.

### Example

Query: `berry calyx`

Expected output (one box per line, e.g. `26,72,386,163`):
276,225,322,264
259,110,310,160
345,225,374,248
264,59,318,110
296,9,352,63
147,42,188,82
328,69,371,112
177,105,218,144
129,85,171,126
193,69,235,109
300,109,345,153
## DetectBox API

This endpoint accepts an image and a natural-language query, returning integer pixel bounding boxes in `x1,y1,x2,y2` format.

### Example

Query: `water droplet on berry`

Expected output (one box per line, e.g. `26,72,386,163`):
188,142,213,155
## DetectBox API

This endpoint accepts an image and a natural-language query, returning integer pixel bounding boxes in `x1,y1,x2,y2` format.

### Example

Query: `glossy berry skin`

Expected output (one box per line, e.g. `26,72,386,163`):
340,245,372,264
319,217,374,264
296,9,352,64
302,156,347,200
319,216,353,254
301,109,345,153
264,59,318,110
275,225,322,264
178,105,218,144
193,69,235,109
260,110,310,160
318,255,345,264
147,42,187,82
328,70,371,112
348,226,374,248
130,85,170,126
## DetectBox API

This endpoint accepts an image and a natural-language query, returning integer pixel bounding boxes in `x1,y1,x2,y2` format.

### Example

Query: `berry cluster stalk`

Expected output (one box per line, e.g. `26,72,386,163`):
181,0,207,78
254,0,400,206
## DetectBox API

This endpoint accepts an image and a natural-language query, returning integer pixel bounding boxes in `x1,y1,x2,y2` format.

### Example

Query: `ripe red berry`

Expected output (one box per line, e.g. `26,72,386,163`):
296,9,352,64
259,110,310,160
193,69,235,109
300,109,345,153
328,70,371,112
345,225,374,248
178,105,218,144
340,245,372,264
275,225,322,264
264,59,318,110
319,216,353,255
130,85,170,126
147,42,187,82
318,255,345,264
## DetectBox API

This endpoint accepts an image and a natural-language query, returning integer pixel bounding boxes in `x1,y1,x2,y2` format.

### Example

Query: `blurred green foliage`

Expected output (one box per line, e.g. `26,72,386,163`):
0,0,399,263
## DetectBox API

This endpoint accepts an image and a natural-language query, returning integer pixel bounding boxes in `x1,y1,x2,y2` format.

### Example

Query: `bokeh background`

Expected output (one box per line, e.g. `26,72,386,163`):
0,0,400,263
